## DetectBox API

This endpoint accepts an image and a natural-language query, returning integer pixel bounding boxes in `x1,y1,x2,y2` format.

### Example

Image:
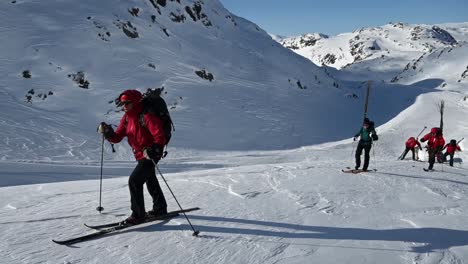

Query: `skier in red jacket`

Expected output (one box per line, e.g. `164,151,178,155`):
420,127,445,171
98,89,168,225
442,139,462,166
400,137,422,160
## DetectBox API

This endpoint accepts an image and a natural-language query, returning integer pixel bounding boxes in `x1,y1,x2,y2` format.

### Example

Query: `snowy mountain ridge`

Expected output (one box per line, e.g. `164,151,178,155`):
278,22,466,69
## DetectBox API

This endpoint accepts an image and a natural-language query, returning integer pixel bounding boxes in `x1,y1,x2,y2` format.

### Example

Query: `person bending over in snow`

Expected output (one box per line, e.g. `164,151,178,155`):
353,118,378,171
442,139,462,167
401,137,422,161
98,89,168,225
420,127,445,171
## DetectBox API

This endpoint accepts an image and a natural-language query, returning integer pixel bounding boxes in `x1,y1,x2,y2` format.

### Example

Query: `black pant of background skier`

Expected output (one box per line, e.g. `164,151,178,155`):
427,148,437,170
355,142,372,171
400,147,418,160
442,152,455,166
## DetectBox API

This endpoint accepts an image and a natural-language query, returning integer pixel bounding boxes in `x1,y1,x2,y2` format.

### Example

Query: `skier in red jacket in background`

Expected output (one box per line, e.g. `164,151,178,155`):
420,127,445,171
98,89,168,225
442,139,462,166
400,137,422,160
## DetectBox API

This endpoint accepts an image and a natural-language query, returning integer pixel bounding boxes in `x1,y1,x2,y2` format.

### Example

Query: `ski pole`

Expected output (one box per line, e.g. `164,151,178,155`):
397,149,406,160
372,142,377,169
416,126,427,139
96,134,105,213
152,160,200,237
455,138,464,166
441,157,444,172
351,139,357,158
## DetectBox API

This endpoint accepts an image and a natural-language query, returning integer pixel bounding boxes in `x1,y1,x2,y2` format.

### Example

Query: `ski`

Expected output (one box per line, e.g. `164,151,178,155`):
423,168,434,172
342,169,376,174
84,207,199,229
53,207,200,245
84,211,181,229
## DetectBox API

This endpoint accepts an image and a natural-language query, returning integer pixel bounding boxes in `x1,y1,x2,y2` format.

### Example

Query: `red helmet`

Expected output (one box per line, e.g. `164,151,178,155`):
431,127,438,133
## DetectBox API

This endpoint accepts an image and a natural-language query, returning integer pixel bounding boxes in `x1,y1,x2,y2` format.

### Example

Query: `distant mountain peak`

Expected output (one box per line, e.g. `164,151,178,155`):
276,22,464,69
279,32,328,50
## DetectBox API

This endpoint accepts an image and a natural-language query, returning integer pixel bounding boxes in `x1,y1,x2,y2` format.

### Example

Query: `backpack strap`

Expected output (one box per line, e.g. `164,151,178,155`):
139,113,147,129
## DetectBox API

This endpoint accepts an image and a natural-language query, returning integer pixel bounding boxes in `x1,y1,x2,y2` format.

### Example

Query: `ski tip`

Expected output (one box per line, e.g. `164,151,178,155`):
52,239,67,245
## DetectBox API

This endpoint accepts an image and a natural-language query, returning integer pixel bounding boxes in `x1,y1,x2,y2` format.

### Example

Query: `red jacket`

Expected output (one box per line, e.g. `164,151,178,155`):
108,90,166,160
405,137,421,149
444,144,461,154
421,132,445,150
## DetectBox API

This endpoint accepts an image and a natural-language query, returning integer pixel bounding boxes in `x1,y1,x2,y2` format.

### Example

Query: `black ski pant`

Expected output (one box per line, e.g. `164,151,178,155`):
443,152,455,166
427,148,437,170
355,142,372,170
129,159,167,219
400,147,417,160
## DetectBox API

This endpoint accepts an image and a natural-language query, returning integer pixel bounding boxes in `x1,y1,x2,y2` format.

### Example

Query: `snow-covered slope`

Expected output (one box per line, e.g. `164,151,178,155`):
442,22,468,42
0,0,433,161
390,43,468,90
0,0,338,160
2,97,468,263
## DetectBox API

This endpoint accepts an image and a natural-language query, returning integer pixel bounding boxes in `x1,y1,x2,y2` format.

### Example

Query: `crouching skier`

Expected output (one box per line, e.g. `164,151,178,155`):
400,137,422,161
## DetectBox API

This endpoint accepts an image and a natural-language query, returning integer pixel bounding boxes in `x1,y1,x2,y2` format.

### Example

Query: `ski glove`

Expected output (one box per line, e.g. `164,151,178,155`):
143,144,163,161
371,134,378,141
97,122,114,139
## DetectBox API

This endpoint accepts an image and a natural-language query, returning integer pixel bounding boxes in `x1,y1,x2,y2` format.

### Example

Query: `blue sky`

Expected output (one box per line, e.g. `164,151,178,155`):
219,0,468,36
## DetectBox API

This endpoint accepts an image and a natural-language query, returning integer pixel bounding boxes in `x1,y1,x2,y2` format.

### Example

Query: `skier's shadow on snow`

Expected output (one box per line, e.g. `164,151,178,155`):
141,215,468,253
375,170,468,184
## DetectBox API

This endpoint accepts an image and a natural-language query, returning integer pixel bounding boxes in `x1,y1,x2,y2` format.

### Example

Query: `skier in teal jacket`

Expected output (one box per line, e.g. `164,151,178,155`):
354,118,378,171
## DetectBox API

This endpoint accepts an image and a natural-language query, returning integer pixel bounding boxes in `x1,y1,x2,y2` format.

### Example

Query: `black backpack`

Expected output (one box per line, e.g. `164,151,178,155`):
139,87,174,147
